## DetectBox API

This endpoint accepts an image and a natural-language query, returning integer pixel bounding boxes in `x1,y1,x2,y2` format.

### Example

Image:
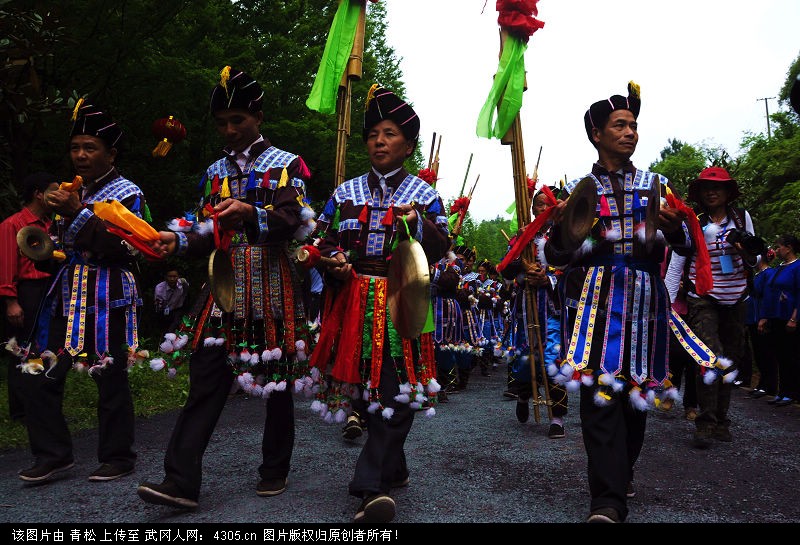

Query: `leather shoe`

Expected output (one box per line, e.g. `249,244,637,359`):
18,460,74,483
256,477,287,497
749,389,768,399
353,494,395,523
775,397,794,407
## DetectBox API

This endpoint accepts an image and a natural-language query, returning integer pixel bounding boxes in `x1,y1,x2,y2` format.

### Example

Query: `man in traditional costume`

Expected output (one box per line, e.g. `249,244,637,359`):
15,103,142,483
544,83,705,523
308,85,449,523
137,67,313,509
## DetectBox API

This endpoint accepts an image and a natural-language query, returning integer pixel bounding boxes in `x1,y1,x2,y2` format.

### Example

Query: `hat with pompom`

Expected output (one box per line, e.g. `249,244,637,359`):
584,81,641,145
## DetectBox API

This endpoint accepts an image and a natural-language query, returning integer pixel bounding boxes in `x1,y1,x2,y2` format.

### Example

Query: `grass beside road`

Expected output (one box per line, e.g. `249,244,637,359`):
0,359,189,452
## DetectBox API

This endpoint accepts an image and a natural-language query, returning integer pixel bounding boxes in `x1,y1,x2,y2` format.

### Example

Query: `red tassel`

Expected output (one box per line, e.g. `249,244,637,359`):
381,206,394,226
666,192,714,295
358,204,369,224
497,205,556,273
211,174,220,195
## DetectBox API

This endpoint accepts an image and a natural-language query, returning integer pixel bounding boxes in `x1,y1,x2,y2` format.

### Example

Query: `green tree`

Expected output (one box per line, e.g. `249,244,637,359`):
649,139,707,197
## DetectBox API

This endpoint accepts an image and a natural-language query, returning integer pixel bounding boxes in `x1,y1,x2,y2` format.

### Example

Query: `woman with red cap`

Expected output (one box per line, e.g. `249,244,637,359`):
683,166,760,448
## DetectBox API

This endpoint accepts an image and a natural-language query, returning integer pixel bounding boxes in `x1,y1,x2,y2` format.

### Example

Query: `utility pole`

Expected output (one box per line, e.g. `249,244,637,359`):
757,96,776,139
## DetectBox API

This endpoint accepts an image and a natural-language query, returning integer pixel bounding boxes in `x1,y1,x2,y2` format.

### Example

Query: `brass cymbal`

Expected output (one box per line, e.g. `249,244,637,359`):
387,239,431,339
645,179,662,252
16,226,54,261
558,176,598,252
208,248,235,313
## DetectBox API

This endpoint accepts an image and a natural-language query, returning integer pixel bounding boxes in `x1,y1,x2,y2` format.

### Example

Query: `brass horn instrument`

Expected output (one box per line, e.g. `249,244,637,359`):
16,226,55,261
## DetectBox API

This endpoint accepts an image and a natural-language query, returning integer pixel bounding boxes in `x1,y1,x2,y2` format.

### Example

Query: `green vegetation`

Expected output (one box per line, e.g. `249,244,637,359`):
0,358,190,451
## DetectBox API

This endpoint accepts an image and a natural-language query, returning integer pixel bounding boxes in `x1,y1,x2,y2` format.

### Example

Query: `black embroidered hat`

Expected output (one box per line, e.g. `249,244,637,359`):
362,84,420,142
583,81,641,145
69,99,123,149
210,66,264,115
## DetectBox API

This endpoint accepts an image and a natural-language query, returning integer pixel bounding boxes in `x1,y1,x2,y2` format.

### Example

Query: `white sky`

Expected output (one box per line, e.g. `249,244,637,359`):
382,0,800,221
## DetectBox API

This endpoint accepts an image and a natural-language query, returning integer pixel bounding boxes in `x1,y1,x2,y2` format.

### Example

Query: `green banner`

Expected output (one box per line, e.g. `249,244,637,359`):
306,1,362,115
476,35,527,139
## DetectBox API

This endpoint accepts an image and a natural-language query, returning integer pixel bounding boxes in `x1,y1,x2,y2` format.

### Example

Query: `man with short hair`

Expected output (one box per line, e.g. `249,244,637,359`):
16,102,143,484
544,82,692,523
0,172,59,421
137,66,312,509
153,269,188,333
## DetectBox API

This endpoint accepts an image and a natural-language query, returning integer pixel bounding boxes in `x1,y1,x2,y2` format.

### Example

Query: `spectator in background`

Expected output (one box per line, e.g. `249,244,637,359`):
153,269,189,333
758,235,800,407
0,172,60,421
746,249,778,399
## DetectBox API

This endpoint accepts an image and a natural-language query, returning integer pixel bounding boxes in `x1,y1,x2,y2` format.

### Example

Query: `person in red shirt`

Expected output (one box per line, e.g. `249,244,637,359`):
0,172,59,421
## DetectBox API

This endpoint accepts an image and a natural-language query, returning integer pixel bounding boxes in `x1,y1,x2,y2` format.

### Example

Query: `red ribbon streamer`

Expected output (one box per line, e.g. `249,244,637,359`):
497,185,556,273
665,192,713,295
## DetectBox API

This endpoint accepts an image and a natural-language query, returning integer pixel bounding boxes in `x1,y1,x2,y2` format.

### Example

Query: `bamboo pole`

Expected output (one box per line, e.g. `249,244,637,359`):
334,0,367,187
498,29,552,423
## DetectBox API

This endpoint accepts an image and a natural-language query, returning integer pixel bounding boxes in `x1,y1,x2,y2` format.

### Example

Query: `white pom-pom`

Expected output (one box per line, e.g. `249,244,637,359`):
703,369,718,384
546,363,558,377
294,380,304,394
214,337,225,346
426,378,442,393
580,373,595,387
164,333,177,342
597,373,616,387
381,407,395,420
629,389,649,411
604,227,622,242
565,379,581,392
203,337,216,347
275,380,287,391
324,411,334,423
149,358,166,371
334,408,346,423
645,388,657,407
635,222,647,243
716,356,733,370
409,402,421,410
394,393,410,404
247,353,258,366
399,382,413,394
664,386,682,401
173,335,189,350
311,400,323,413
368,401,381,413
252,384,264,397
593,390,614,406
723,369,739,384
577,238,595,257
425,407,436,417
159,340,175,354
261,350,272,362
264,381,277,393
195,218,215,236
271,348,282,361
310,367,320,380
167,368,177,379
295,340,306,352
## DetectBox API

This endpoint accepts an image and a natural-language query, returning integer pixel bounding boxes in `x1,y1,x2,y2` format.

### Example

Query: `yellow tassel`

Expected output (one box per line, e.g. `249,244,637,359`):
365,83,380,109
220,176,231,198
220,66,231,95
71,97,85,121
152,139,173,158
278,168,289,188
264,204,274,211
628,80,641,99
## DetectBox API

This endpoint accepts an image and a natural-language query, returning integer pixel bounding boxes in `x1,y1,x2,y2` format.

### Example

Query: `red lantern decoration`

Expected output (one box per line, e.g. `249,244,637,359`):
151,115,187,157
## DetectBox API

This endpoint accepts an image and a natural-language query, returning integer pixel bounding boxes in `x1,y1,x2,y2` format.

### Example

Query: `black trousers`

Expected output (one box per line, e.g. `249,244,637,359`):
348,349,414,498
5,278,50,420
579,384,646,522
163,345,294,501
21,309,136,469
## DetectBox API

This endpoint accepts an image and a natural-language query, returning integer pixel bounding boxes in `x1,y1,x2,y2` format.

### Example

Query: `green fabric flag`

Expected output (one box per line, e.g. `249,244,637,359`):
305,1,362,115
476,35,528,139
505,201,516,215
422,300,434,334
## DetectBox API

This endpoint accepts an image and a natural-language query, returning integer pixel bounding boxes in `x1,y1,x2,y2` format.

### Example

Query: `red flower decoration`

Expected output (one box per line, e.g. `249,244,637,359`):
417,168,438,185
497,0,545,42
449,197,471,215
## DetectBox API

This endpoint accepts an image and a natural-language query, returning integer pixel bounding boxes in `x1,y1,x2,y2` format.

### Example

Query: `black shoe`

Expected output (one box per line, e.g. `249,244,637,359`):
342,415,364,441
713,427,733,442
749,389,768,399
88,463,134,482
587,507,620,523
18,460,75,483
502,390,519,400
256,477,287,497
353,494,396,523
515,400,529,423
767,395,782,405
626,481,636,498
775,397,794,407
137,480,198,509
548,423,565,439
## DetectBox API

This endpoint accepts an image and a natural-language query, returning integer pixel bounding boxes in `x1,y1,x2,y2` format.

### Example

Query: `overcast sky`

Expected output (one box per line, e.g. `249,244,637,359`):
381,0,800,221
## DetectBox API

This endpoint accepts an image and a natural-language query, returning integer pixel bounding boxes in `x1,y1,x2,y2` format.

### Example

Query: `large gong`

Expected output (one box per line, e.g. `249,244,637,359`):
16,226,54,261
387,239,430,339
558,176,598,251
644,179,662,252
208,248,235,314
